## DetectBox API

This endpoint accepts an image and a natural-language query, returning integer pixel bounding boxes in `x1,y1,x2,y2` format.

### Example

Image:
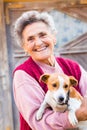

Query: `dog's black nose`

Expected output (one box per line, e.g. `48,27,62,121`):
58,96,64,102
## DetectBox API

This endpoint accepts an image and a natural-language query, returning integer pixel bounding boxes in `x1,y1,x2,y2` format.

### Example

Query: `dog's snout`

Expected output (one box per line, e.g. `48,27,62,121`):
58,96,64,102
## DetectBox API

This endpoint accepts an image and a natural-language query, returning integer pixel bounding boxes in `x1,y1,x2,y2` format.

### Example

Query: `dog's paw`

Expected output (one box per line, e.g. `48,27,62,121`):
68,110,78,126
36,110,43,120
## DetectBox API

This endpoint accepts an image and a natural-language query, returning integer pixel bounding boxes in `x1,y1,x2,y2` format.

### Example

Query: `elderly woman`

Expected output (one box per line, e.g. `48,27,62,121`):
13,11,87,130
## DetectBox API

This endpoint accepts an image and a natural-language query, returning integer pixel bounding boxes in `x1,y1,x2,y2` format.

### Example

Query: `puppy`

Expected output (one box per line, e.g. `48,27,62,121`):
36,73,87,130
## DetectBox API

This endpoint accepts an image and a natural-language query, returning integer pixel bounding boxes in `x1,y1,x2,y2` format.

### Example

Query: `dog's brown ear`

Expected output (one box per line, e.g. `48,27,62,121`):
40,74,50,83
69,76,78,87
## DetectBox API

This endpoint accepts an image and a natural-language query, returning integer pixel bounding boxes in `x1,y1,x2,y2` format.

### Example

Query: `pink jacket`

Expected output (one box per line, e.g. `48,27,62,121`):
13,57,87,130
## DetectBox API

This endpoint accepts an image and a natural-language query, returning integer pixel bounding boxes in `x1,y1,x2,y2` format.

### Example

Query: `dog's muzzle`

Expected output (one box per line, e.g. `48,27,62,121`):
58,91,70,106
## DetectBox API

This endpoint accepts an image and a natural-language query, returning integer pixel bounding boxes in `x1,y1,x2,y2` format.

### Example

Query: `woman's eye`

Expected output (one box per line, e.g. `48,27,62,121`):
27,37,34,42
64,84,68,88
52,83,57,87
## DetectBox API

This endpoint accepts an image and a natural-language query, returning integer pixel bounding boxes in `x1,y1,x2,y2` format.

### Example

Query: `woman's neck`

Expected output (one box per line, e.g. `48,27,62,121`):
47,56,55,66
34,55,55,67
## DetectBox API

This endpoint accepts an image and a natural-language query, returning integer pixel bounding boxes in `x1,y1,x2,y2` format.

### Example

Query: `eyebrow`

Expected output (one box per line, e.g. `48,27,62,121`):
28,31,47,38
39,32,47,35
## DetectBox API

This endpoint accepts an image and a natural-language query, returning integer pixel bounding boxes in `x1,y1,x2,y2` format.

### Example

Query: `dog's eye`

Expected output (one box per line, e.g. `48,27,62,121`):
52,83,57,87
64,84,68,88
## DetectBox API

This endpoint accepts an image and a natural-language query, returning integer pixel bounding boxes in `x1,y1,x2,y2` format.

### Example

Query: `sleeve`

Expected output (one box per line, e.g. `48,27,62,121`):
79,65,87,96
13,70,74,130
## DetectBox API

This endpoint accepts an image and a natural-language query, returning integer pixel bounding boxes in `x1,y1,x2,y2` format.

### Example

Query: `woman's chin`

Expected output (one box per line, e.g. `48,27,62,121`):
35,55,51,62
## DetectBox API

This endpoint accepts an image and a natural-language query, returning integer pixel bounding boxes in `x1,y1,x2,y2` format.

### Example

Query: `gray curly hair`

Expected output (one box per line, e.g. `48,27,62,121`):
14,10,56,46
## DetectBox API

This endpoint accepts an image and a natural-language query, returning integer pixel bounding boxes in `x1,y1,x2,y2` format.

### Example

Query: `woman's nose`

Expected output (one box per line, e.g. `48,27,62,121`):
35,37,42,45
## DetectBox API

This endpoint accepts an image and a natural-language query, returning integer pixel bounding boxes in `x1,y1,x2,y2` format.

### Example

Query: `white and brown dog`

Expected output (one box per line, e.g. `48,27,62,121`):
36,73,87,130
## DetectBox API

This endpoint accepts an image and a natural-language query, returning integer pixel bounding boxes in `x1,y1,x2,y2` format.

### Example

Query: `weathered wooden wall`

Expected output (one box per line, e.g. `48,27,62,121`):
57,33,87,71
0,0,13,130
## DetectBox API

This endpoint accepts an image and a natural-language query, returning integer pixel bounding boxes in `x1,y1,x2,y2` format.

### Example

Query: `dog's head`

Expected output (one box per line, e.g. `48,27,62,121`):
40,73,78,105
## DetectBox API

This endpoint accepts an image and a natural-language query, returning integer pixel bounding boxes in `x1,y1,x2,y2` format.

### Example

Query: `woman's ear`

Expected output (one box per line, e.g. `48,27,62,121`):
52,35,56,45
52,32,57,45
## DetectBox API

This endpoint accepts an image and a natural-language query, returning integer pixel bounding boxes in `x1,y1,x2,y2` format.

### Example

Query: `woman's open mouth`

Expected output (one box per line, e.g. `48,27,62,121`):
34,45,48,52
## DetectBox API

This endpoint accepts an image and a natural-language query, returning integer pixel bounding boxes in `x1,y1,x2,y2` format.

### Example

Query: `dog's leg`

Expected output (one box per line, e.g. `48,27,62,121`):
68,87,82,126
36,99,49,120
68,98,79,126
68,110,78,126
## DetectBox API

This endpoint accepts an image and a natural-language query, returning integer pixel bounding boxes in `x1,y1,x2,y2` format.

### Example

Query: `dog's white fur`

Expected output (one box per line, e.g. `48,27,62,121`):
36,73,87,130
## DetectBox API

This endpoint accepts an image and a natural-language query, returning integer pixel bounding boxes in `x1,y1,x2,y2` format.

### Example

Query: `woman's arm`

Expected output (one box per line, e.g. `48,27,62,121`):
76,65,87,121
76,96,87,121
13,70,73,130
79,65,87,96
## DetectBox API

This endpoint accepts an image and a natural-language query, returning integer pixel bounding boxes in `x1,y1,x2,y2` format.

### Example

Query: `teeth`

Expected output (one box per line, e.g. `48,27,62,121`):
35,46,47,52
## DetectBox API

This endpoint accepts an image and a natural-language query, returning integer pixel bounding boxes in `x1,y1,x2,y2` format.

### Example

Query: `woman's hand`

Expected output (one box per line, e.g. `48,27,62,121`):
75,94,87,121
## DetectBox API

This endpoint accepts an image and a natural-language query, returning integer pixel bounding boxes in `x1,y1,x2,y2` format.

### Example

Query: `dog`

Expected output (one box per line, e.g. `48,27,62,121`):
36,73,87,130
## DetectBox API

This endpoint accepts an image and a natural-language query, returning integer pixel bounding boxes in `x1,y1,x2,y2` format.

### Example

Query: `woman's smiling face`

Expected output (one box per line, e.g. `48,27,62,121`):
22,21,56,64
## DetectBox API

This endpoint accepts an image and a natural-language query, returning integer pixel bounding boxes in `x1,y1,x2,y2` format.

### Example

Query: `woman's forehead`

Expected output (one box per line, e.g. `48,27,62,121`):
22,21,51,36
